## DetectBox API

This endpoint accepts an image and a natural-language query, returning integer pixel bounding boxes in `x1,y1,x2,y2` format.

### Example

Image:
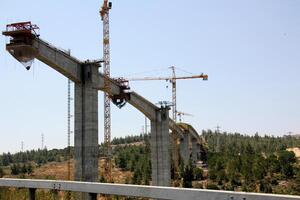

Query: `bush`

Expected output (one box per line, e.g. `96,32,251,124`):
10,164,20,175
0,167,4,178
207,183,219,190
193,182,203,189
193,167,203,180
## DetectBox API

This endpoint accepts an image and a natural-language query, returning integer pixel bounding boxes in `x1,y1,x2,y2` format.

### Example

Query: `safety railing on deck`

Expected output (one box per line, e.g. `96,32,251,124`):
0,178,299,200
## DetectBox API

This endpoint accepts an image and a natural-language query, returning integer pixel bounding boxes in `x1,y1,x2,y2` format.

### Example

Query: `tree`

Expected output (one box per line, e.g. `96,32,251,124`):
179,161,185,179
253,156,267,180
259,180,272,193
266,154,281,173
193,167,203,180
27,163,33,175
0,167,4,178
292,171,300,194
142,158,151,185
132,167,142,185
11,164,20,175
278,151,296,178
278,151,296,164
2,153,12,166
21,164,27,174
182,160,194,188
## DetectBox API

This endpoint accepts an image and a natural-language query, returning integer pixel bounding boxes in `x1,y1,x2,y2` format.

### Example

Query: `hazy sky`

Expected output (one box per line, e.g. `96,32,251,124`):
0,0,299,153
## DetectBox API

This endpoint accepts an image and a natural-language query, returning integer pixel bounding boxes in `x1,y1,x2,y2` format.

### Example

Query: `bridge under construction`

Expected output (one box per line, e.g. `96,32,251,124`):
2,21,207,199
1,3,299,200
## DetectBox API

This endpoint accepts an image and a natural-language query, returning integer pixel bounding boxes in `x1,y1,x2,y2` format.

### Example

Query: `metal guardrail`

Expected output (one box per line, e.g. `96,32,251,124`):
0,178,299,200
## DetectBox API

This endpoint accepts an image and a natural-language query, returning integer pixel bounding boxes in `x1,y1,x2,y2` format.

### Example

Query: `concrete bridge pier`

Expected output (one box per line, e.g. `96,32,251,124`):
196,143,201,160
74,63,99,200
151,106,171,187
180,133,190,166
191,138,198,165
171,134,179,178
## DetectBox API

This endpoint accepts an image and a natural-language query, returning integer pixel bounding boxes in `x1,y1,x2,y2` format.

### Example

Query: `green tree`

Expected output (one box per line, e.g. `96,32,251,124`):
27,163,33,175
266,154,281,173
132,167,142,185
21,164,27,174
292,171,300,194
259,180,272,193
253,156,267,180
0,167,4,178
11,163,20,175
193,167,203,180
182,160,194,188
278,151,296,178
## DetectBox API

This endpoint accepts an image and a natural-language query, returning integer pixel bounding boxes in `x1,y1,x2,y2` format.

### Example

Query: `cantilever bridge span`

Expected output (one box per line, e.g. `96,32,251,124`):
2,22,205,194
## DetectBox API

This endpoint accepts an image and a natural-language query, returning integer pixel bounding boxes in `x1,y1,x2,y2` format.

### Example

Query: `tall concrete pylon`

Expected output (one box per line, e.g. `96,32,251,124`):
151,106,171,186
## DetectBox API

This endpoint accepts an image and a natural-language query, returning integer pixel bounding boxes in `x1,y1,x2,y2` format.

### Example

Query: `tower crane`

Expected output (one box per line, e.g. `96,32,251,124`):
176,111,194,122
126,66,208,122
100,0,112,182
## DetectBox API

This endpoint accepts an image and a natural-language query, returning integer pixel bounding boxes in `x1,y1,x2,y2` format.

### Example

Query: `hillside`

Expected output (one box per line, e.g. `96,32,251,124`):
1,132,300,197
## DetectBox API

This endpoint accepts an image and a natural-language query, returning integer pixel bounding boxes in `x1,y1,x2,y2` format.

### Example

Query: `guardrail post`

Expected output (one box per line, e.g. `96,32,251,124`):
52,190,59,200
88,193,97,200
29,188,36,200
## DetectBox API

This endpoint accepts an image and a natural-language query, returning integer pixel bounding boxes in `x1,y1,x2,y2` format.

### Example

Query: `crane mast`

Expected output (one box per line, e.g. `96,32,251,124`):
100,0,112,182
170,66,177,121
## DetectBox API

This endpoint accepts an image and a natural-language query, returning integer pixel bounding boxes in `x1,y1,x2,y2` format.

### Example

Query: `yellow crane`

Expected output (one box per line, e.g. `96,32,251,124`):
126,66,208,122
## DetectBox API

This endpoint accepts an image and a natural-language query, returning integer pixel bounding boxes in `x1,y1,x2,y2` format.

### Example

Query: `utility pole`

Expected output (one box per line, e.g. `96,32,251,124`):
21,141,24,152
67,49,73,186
66,78,72,200
41,133,44,150
215,125,221,133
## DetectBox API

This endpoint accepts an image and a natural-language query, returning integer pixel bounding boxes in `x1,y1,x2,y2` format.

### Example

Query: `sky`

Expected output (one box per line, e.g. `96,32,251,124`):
0,0,299,153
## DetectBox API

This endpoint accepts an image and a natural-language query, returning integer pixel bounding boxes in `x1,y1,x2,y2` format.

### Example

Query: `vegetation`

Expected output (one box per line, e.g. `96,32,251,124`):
111,134,148,145
203,130,300,194
114,137,151,185
0,131,300,198
0,148,72,167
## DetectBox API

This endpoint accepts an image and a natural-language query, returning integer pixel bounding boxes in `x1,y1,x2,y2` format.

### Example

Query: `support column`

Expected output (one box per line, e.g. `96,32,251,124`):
191,138,198,165
180,133,190,166
150,107,171,187
75,63,99,200
29,188,36,200
88,193,97,200
171,133,179,179
196,143,201,160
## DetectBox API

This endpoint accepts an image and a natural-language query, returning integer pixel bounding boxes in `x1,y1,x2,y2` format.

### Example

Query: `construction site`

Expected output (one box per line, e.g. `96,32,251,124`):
0,1,300,200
